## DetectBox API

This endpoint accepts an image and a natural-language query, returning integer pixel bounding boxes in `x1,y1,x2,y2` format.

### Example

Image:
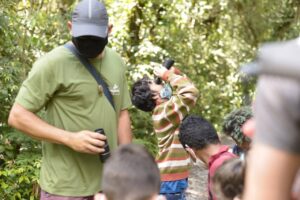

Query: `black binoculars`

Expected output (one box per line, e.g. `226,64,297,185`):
154,59,175,84
95,128,110,163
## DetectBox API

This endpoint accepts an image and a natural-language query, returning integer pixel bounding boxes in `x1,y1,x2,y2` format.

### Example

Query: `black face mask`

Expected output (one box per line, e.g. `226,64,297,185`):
72,36,108,58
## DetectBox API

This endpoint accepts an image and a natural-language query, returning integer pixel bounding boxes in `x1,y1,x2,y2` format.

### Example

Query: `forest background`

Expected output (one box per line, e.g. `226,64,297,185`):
0,0,299,199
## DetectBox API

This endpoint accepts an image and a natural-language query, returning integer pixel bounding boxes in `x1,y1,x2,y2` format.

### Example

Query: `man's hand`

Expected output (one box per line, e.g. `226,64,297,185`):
67,130,107,154
8,103,108,155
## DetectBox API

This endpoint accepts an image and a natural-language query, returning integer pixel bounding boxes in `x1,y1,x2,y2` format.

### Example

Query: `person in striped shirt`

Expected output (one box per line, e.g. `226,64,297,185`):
131,65,199,200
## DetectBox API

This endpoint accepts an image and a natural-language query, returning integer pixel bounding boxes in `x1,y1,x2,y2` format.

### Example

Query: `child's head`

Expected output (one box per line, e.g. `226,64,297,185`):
179,115,220,151
131,76,164,112
101,144,161,200
222,107,253,150
212,158,245,200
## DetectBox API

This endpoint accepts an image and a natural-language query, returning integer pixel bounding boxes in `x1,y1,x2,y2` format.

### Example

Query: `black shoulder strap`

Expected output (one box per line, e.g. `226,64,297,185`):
64,43,115,111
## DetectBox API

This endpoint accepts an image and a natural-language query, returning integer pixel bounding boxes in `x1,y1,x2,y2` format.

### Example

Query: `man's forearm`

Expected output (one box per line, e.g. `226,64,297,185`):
8,103,108,154
8,103,72,145
117,109,132,145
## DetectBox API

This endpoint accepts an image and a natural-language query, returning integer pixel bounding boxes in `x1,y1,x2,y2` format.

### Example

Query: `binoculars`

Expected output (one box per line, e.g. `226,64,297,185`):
154,59,175,84
95,128,110,163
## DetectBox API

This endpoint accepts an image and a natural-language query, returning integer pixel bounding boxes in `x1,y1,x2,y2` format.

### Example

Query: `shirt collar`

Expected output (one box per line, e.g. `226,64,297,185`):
208,145,230,167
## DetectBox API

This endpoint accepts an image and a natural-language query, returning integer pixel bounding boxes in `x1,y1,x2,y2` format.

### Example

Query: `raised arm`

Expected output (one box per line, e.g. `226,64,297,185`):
152,66,199,127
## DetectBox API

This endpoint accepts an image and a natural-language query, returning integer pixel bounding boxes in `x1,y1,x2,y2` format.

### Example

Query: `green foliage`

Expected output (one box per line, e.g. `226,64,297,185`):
130,108,158,156
0,151,41,200
0,0,299,198
0,1,73,198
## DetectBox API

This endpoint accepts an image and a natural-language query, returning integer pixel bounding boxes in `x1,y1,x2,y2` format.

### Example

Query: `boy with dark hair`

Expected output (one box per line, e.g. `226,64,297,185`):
131,66,199,199
95,144,165,200
222,106,253,158
212,158,245,200
179,115,236,200
131,75,157,112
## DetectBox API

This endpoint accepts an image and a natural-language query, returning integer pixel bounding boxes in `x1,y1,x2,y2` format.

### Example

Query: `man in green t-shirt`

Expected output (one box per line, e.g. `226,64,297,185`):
8,0,132,199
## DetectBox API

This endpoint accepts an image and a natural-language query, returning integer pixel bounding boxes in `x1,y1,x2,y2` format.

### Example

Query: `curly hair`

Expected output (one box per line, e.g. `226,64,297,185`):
222,107,253,145
179,115,220,150
131,76,156,112
212,158,245,200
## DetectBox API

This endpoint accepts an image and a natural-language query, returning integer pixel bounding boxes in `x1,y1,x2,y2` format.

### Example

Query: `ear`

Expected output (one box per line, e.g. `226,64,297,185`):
67,21,72,34
108,24,113,36
185,146,197,163
242,118,255,139
153,94,163,105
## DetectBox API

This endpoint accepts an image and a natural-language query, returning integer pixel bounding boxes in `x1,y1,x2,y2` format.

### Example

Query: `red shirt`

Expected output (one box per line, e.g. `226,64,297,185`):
208,145,237,200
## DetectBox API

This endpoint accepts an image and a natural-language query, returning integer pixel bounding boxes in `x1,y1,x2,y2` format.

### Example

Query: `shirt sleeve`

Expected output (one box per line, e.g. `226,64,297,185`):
15,56,60,113
120,75,132,110
158,72,199,126
254,75,300,154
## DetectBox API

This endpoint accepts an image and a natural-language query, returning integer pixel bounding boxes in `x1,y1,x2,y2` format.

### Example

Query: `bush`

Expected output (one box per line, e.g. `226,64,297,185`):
0,151,41,200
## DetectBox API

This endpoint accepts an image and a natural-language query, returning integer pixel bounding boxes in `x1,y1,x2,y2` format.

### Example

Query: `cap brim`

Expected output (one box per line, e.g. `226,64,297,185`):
72,24,108,38
240,62,262,76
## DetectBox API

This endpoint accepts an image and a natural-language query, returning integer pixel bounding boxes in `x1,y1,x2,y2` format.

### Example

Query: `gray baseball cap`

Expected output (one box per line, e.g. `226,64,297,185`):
72,0,108,38
241,37,300,80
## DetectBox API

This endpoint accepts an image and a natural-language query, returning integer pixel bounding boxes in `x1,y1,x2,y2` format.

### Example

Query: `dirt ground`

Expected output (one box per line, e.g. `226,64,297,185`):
185,136,234,200
186,162,209,200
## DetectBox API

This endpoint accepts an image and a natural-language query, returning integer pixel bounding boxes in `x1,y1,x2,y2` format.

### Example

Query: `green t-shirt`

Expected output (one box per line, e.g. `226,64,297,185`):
15,45,131,196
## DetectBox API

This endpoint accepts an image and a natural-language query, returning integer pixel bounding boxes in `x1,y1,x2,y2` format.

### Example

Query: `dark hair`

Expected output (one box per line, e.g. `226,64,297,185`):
179,115,220,150
212,158,245,200
222,106,252,145
131,76,156,112
102,144,161,200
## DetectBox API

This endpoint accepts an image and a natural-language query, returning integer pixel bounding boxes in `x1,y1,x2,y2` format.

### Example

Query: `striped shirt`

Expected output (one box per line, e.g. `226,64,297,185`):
152,70,199,181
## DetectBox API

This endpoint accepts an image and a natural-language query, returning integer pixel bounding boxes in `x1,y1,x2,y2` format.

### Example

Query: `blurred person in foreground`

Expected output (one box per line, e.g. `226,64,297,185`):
178,115,237,200
212,158,245,200
94,144,165,200
241,37,300,200
8,0,132,198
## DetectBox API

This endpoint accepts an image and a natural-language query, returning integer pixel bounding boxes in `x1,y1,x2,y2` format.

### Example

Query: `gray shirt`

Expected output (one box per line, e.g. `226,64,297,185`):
254,75,300,154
